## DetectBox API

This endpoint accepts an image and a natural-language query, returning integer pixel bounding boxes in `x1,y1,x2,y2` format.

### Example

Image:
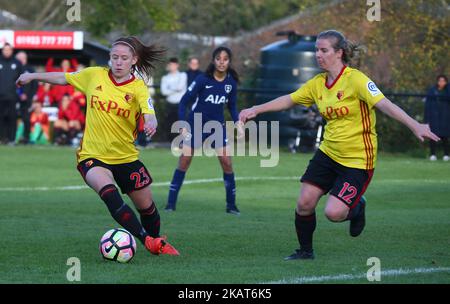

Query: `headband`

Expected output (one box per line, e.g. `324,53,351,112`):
112,41,136,54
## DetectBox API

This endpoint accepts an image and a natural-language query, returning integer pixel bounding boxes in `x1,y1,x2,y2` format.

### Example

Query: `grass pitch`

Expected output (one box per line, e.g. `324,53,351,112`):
0,146,449,284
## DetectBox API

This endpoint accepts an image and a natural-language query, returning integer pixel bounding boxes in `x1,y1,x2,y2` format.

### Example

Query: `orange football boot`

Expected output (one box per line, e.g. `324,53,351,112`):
145,236,180,256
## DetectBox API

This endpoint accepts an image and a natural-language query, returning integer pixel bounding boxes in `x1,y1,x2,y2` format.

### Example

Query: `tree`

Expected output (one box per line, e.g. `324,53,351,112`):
367,0,449,91
0,0,325,38
172,0,322,36
82,0,179,37
0,0,67,28
304,0,449,152
0,0,179,37
304,0,449,91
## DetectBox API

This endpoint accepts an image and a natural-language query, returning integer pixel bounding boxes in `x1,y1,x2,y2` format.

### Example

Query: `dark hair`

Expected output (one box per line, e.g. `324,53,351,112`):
317,30,366,66
61,94,71,107
169,57,179,64
436,74,448,82
112,36,166,80
205,46,239,83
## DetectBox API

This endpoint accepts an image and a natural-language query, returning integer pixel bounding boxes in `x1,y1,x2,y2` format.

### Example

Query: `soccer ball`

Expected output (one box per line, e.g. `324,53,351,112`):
99,228,136,263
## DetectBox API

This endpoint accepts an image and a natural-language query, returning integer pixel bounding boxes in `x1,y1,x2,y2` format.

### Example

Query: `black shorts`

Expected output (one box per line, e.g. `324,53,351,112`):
77,158,153,194
300,149,374,208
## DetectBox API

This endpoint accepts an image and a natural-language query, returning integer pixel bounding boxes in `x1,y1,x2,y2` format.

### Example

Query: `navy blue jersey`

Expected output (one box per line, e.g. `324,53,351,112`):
178,73,239,124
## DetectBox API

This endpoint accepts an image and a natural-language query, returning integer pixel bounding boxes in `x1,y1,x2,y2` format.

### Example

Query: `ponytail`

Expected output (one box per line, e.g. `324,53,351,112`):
317,30,366,66
112,36,166,80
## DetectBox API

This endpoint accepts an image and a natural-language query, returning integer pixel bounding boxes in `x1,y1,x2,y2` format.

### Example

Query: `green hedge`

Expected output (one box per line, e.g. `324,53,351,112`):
376,96,427,156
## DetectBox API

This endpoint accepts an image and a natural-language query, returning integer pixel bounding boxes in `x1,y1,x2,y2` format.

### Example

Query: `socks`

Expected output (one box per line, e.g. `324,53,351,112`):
346,200,362,221
430,141,437,156
223,172,236,208
138,203,161,238
53,128,62,141
442,137,449,156
295,211,316,252
68,128,78,142
99,184,147,244
167,169,186,208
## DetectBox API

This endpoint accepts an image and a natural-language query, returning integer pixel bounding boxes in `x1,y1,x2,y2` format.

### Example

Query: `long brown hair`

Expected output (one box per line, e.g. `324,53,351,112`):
317,30,366,66
205,46,240,83
112,36,166,80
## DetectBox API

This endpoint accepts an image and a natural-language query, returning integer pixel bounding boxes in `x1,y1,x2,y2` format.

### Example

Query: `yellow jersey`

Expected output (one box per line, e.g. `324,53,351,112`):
290,66,385,170
65,67,155,164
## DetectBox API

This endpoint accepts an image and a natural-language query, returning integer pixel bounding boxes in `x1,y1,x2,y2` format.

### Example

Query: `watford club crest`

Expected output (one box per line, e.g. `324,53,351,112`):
337,90,344,100
124,93,133,103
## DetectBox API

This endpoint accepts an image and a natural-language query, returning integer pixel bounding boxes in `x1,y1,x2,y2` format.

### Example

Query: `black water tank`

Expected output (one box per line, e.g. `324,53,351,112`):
255,32,322,149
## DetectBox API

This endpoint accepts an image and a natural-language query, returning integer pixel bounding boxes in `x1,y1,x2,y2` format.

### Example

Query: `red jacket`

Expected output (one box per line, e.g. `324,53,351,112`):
30,111,50,136
45,58,78,102
45,58,78,73
59,100,85,125
71,90,86,109
35,84,57,107
31,112,49,127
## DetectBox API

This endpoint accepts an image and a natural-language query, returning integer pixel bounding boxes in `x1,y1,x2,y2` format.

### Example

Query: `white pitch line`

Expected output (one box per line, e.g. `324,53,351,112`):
0,176,447,192
262,267,450,284
0,176,299,192
0,185,89,192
